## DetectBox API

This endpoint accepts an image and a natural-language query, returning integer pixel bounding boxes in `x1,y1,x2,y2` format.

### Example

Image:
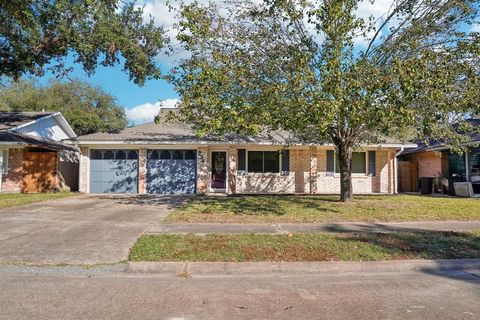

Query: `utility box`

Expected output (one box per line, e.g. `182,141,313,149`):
453,182,474,198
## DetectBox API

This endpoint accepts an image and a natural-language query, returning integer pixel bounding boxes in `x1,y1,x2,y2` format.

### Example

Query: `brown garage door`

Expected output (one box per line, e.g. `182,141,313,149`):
23,150,58,193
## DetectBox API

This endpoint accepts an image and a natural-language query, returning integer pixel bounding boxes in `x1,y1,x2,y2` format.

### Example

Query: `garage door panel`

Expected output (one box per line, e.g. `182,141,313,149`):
89,150,138,193
170,160,196,194
146,150,196,194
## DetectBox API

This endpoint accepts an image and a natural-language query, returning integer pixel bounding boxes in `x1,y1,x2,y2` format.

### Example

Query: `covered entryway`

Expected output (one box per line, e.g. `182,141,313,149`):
146,149,196,194
89,149,138,193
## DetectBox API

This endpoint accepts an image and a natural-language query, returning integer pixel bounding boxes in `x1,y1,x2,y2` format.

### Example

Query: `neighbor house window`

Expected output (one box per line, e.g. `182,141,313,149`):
335,152,367,174
247,151,280,173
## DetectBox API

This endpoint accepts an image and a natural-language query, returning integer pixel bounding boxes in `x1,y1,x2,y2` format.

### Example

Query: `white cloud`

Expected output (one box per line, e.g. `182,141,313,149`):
353,0,396,47
126,98,179,124
472,23,480,33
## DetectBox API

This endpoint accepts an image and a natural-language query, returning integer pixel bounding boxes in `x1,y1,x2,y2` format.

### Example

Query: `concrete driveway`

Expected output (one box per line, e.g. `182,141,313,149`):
0,195,182,265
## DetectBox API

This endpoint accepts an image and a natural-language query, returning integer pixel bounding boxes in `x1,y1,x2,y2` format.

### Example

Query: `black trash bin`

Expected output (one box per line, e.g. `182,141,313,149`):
419,177,434,194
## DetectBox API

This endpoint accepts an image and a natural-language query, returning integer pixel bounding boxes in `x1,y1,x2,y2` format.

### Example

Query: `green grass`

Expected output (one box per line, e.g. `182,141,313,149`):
129,231,480,262
0,192,78,209
166,195,480,223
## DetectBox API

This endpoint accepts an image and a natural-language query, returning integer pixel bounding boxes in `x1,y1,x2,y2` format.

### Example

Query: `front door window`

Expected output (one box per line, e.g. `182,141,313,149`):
211,152,226,190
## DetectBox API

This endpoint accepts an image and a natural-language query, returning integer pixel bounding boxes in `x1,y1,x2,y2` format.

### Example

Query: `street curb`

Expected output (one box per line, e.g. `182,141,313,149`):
126,259,480,277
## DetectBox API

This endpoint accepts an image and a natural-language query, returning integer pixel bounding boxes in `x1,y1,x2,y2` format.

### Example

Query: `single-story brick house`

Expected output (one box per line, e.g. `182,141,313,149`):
74,108,415,195
398,118,480,193
0,112,79,193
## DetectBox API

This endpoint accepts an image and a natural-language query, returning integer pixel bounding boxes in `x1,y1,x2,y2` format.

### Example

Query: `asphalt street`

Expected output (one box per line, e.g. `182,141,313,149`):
1,263,479,320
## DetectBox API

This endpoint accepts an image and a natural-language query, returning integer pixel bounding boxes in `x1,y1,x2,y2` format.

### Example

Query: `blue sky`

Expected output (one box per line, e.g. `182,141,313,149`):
35,0,480,125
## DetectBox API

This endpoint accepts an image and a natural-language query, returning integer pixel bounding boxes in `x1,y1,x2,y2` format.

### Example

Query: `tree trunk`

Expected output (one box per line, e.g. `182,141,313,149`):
336,144,353,202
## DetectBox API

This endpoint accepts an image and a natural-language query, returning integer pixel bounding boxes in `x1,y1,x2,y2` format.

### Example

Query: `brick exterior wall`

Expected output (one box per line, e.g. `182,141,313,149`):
196,146,209,194
291,149,311,193
1,148,23,192
75,145,397,195
309,146,318,193
236,173,296,193
316,149,394,194
79,147,89,193
138,148,147,194
228,146,237,194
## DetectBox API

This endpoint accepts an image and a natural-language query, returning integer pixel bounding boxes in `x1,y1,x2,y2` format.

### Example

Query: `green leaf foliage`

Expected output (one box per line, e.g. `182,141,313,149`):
170,0,480,200
0,79,127,136
0,0,167,85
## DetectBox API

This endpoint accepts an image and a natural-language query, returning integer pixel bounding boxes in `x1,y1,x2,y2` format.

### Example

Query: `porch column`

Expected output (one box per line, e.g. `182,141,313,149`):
138,148,147,194
197,146,209,194
309,146,318,194
79,147,89,193
228,146,237,194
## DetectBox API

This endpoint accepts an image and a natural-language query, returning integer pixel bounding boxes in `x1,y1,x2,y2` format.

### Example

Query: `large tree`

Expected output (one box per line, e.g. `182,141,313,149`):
0,0,166,84
170,0,480,201
0,79,127,136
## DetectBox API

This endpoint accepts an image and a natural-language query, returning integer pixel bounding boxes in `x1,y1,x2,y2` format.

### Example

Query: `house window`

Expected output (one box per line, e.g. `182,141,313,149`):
247,151,280,173
335,152,367,174
0,149,8,174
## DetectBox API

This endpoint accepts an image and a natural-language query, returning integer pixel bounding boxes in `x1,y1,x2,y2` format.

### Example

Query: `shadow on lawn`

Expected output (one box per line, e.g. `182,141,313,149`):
337,230,480,284
94,194,190,210
196,195,342,216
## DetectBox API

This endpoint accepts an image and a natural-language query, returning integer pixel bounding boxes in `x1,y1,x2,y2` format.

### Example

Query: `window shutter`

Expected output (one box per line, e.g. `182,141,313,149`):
281,149,289,175
326,150,335,176
368,151,376,176
237,149,246,175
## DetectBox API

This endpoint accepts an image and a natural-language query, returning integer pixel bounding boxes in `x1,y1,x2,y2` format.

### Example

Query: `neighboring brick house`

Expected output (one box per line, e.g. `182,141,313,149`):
0,112,78,193
74,108,414,195
398,118,480,193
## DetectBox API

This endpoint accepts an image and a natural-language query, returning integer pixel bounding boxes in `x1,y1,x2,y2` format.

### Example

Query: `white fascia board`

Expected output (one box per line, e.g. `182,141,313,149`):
53,112,77,138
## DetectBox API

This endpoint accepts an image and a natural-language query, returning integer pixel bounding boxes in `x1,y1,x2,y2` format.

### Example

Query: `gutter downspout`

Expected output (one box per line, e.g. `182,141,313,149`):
394,147,404,194
465,151,470,181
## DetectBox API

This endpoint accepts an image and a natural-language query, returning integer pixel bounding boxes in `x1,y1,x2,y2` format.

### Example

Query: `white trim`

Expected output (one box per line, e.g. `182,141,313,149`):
6,112,76,139
53,113,77,138
209,150,229,193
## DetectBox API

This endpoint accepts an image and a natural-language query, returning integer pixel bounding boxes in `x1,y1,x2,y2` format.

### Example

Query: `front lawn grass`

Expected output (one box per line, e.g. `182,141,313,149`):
129,231,480,262
166,195,480,223
0,192,78,209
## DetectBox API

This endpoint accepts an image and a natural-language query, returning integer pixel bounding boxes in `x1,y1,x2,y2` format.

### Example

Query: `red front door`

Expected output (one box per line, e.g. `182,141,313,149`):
211,151,227,190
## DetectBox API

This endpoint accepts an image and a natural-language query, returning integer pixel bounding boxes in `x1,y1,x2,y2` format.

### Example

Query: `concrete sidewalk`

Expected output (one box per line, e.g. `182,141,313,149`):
148,220,480,235
127,259,480,277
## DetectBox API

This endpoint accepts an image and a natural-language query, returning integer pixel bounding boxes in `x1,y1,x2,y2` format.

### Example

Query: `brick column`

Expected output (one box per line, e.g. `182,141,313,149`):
309,146,318,194
228,146,237,194
138,148,147,194
79,147,89,193
196,147,209,194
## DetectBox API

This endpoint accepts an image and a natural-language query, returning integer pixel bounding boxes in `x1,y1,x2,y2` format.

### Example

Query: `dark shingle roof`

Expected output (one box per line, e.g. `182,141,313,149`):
401,119,480,155
0,111,54,131
75,108,410,146
0,131,78,151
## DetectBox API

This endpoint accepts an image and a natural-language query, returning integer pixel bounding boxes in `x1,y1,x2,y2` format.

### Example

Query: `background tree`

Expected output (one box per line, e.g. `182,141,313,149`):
0,79,127,135
0,0,166,84
170,0,480,201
